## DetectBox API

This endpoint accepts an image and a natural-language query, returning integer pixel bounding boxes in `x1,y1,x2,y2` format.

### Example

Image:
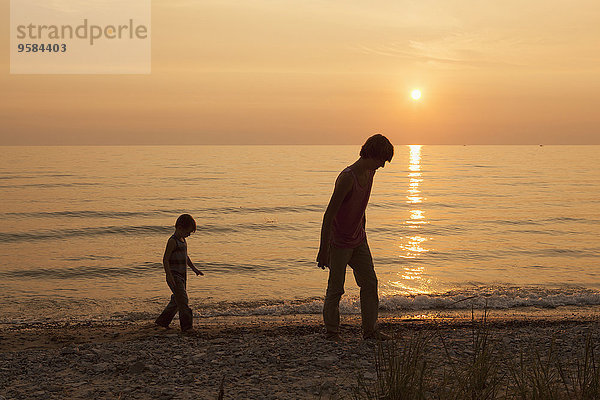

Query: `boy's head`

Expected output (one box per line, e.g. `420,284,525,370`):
175,214,196,235
360,134,394,169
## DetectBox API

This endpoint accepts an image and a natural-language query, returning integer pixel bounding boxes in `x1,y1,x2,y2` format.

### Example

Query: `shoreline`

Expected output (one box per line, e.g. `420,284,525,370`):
1,307,599,399
2,306,600,353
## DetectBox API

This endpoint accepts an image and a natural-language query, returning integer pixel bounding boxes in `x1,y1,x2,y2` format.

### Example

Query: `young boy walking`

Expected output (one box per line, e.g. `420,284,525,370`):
156,214,203,332
317,134,394,341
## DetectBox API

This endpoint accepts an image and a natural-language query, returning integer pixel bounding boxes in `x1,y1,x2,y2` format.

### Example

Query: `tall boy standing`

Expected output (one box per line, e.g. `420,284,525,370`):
317,134,394,341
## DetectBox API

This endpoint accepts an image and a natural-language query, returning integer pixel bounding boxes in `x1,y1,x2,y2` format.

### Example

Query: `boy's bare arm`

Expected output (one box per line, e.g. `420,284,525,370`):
187,256,204,276
317,173,353,269
163,238,176,285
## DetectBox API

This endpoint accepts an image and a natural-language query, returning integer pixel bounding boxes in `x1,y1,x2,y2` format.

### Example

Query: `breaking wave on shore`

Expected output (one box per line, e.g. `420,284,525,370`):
2,286,599,325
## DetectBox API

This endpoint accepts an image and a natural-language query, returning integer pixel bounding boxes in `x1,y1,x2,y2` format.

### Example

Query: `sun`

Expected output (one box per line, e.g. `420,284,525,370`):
411,89,422,100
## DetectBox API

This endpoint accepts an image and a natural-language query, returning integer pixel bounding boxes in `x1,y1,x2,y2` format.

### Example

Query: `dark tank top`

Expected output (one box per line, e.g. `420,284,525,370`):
331,167,374,248
169,235,188,276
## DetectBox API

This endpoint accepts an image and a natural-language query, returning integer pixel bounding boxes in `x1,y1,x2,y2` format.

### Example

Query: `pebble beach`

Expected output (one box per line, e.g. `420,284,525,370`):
1,307,599,400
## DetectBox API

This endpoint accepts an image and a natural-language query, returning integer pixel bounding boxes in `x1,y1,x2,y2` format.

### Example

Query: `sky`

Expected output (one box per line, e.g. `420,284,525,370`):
1,0,599,145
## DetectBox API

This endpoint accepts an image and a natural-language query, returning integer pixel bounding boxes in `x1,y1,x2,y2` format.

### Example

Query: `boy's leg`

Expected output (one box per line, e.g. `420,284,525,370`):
348,240,379,338
170,274,193,331
323,245,353,335
155,294,178,327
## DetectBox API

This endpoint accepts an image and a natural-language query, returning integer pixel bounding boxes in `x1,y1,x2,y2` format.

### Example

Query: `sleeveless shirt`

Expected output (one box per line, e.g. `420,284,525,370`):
169,235,188,276
331,167,374,248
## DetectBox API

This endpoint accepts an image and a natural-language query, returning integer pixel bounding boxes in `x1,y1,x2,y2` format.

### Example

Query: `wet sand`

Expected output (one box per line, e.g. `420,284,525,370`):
1,307,599,399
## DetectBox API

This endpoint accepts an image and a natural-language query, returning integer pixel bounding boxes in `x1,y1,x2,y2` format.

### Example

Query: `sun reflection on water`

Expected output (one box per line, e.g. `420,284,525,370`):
398,235,429,259
385,145,434,297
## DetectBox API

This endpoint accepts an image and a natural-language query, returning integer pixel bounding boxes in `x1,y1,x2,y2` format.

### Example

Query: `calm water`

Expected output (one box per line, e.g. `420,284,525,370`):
1,145,599,323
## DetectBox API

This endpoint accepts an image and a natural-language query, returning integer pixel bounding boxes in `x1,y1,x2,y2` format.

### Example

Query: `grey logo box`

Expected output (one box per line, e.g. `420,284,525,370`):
10,0,151,74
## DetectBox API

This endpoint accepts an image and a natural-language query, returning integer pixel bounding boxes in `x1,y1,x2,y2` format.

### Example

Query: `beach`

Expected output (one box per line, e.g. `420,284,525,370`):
2,307,599,399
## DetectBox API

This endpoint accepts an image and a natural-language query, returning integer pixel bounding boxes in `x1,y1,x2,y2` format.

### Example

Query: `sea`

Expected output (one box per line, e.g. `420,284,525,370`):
1,145,599,324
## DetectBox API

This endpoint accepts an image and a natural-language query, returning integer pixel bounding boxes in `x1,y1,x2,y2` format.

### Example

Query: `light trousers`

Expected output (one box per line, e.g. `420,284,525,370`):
323,240,379,337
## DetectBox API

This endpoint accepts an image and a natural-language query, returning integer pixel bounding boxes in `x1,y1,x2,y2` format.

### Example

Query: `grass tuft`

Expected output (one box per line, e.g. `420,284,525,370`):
354,310,599,400
353,333,430,400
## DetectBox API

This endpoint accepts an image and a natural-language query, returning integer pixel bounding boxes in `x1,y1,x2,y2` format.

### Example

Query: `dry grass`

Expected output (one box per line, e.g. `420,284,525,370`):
353,310,599,400
354,332,430,400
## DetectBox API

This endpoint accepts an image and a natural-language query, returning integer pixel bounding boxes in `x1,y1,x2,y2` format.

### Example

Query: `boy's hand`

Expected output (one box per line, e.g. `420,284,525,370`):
193,268,204,276
316,247,329,269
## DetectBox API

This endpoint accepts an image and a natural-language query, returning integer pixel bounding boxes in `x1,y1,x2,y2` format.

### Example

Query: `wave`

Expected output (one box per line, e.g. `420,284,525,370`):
2,286,599,324
0,182,98,189
1,205,324,219
412,247,600,261
0,259,312,279
0,262,161,279
3,210,172,219
369,201,463,210
195,287,600,317
0,221,307,243
378,287,600,311
370,225,467,236
0,225,174,242
0,173,75,180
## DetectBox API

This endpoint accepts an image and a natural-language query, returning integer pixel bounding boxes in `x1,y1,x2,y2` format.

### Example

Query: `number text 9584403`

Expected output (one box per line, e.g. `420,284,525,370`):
18,43,67,53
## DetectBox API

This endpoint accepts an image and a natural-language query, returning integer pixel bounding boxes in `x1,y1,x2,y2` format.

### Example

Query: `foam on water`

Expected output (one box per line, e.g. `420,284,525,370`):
2,286,599,325
196,286,600,317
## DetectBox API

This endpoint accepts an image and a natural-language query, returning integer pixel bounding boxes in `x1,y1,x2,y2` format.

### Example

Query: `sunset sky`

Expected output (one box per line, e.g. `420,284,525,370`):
2,0,599,145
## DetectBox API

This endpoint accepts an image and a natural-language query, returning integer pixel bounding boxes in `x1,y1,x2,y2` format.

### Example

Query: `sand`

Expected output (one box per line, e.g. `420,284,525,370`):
1,307,599,399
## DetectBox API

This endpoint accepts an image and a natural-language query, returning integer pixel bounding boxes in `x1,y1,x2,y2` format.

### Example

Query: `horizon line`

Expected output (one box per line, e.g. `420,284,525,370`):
0,143,598,147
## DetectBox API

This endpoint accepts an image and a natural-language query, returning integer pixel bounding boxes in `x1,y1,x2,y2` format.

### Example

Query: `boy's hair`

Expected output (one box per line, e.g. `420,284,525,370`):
360,134,394,162
175,214,196,232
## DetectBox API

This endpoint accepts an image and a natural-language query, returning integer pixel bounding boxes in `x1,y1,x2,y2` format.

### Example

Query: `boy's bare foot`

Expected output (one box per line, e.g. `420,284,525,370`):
325,333,344,342
181,328,196,336
154,322,170,329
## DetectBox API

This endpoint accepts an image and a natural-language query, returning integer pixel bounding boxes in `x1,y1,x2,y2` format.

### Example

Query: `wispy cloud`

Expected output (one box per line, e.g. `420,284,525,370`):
354,32,528,68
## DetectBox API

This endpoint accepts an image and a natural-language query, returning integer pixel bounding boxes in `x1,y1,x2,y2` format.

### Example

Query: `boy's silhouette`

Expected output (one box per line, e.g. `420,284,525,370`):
317,134,394,341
